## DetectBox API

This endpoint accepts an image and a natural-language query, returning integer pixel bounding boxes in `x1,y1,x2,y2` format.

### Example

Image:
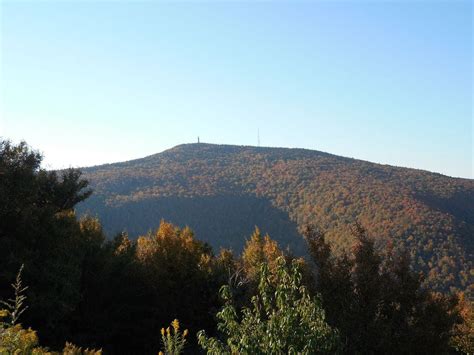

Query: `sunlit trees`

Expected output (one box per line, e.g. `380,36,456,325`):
79,143,474,294
76,221,224,353
241,227,284,280
451,293,474,354
1,139,470,353
198,257,341,354
134,221,219,345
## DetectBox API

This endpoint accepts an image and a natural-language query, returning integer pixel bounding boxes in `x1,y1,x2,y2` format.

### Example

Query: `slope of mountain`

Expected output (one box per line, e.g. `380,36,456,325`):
78,143,474,293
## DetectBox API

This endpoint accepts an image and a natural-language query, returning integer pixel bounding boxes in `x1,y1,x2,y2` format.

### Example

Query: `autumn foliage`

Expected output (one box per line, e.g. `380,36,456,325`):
1,140,472,354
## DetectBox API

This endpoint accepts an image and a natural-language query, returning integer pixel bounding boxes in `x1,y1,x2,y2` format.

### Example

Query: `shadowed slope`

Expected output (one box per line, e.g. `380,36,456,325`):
78,143,474,293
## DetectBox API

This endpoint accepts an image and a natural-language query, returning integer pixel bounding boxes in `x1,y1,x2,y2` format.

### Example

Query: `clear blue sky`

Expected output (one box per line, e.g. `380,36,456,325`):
1,1,472,178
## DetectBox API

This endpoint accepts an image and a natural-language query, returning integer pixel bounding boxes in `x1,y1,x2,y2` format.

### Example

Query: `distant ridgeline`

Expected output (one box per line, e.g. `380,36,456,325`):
78,143,474,293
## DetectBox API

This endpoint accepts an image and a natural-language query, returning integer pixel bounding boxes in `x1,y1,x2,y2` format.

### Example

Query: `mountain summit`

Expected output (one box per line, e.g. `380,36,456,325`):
79,143,474,293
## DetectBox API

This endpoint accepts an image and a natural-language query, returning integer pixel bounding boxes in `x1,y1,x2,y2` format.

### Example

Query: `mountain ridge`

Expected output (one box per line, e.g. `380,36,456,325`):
84,143,471,180
78,142,474,293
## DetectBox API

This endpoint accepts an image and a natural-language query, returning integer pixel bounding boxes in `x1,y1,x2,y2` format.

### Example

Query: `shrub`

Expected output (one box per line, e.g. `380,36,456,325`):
159,319,188,355
198,257,341,354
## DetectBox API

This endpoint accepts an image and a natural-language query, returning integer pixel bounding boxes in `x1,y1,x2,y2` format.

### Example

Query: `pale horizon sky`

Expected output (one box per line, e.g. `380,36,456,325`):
0,1,472,178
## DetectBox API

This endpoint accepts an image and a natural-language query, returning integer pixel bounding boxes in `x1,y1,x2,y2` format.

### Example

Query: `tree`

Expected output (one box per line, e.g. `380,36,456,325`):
304,223,461,354
241,227,284,281
0,139,95,346
450,293,474,354
132,221,220,352
74,221,225,354
198,257,341,354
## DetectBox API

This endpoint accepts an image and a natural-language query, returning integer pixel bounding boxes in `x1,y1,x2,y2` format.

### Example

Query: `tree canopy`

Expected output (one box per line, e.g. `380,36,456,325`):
0,139,471,354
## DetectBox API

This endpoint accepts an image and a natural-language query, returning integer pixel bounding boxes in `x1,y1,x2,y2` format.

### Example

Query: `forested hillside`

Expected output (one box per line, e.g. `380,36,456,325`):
1,140,472,353
79,143,474,293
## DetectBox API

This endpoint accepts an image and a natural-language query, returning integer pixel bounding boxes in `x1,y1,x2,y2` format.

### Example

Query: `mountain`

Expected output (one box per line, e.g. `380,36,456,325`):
78,143,474,293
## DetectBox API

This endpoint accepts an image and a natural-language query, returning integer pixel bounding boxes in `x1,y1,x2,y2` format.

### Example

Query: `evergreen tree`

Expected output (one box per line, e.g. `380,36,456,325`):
304,223,461,354
0,139,95,346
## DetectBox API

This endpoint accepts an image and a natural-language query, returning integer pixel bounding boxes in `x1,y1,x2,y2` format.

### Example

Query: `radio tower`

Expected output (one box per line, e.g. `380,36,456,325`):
257,129,260,147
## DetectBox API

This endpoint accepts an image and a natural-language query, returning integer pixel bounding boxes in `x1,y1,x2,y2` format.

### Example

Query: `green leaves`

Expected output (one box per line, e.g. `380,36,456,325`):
198,257,341,354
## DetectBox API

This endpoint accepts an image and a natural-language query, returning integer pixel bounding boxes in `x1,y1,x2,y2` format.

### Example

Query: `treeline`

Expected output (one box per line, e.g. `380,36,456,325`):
0,140,473,354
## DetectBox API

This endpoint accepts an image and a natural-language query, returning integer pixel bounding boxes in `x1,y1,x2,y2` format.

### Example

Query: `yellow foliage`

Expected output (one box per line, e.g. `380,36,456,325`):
79,216,103,237
114,232,133,256
62,342,102,354
159,319,188,355
217,248,234,264
0,310,101,355
171,319,180,333
242,227,283,280
136,221,211,272
0,322,41,354
199,253,213,272
451,293,474,354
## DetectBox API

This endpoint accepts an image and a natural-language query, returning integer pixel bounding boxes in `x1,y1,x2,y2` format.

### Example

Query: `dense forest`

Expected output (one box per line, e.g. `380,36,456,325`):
1,139,473,354
78,143,474,295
